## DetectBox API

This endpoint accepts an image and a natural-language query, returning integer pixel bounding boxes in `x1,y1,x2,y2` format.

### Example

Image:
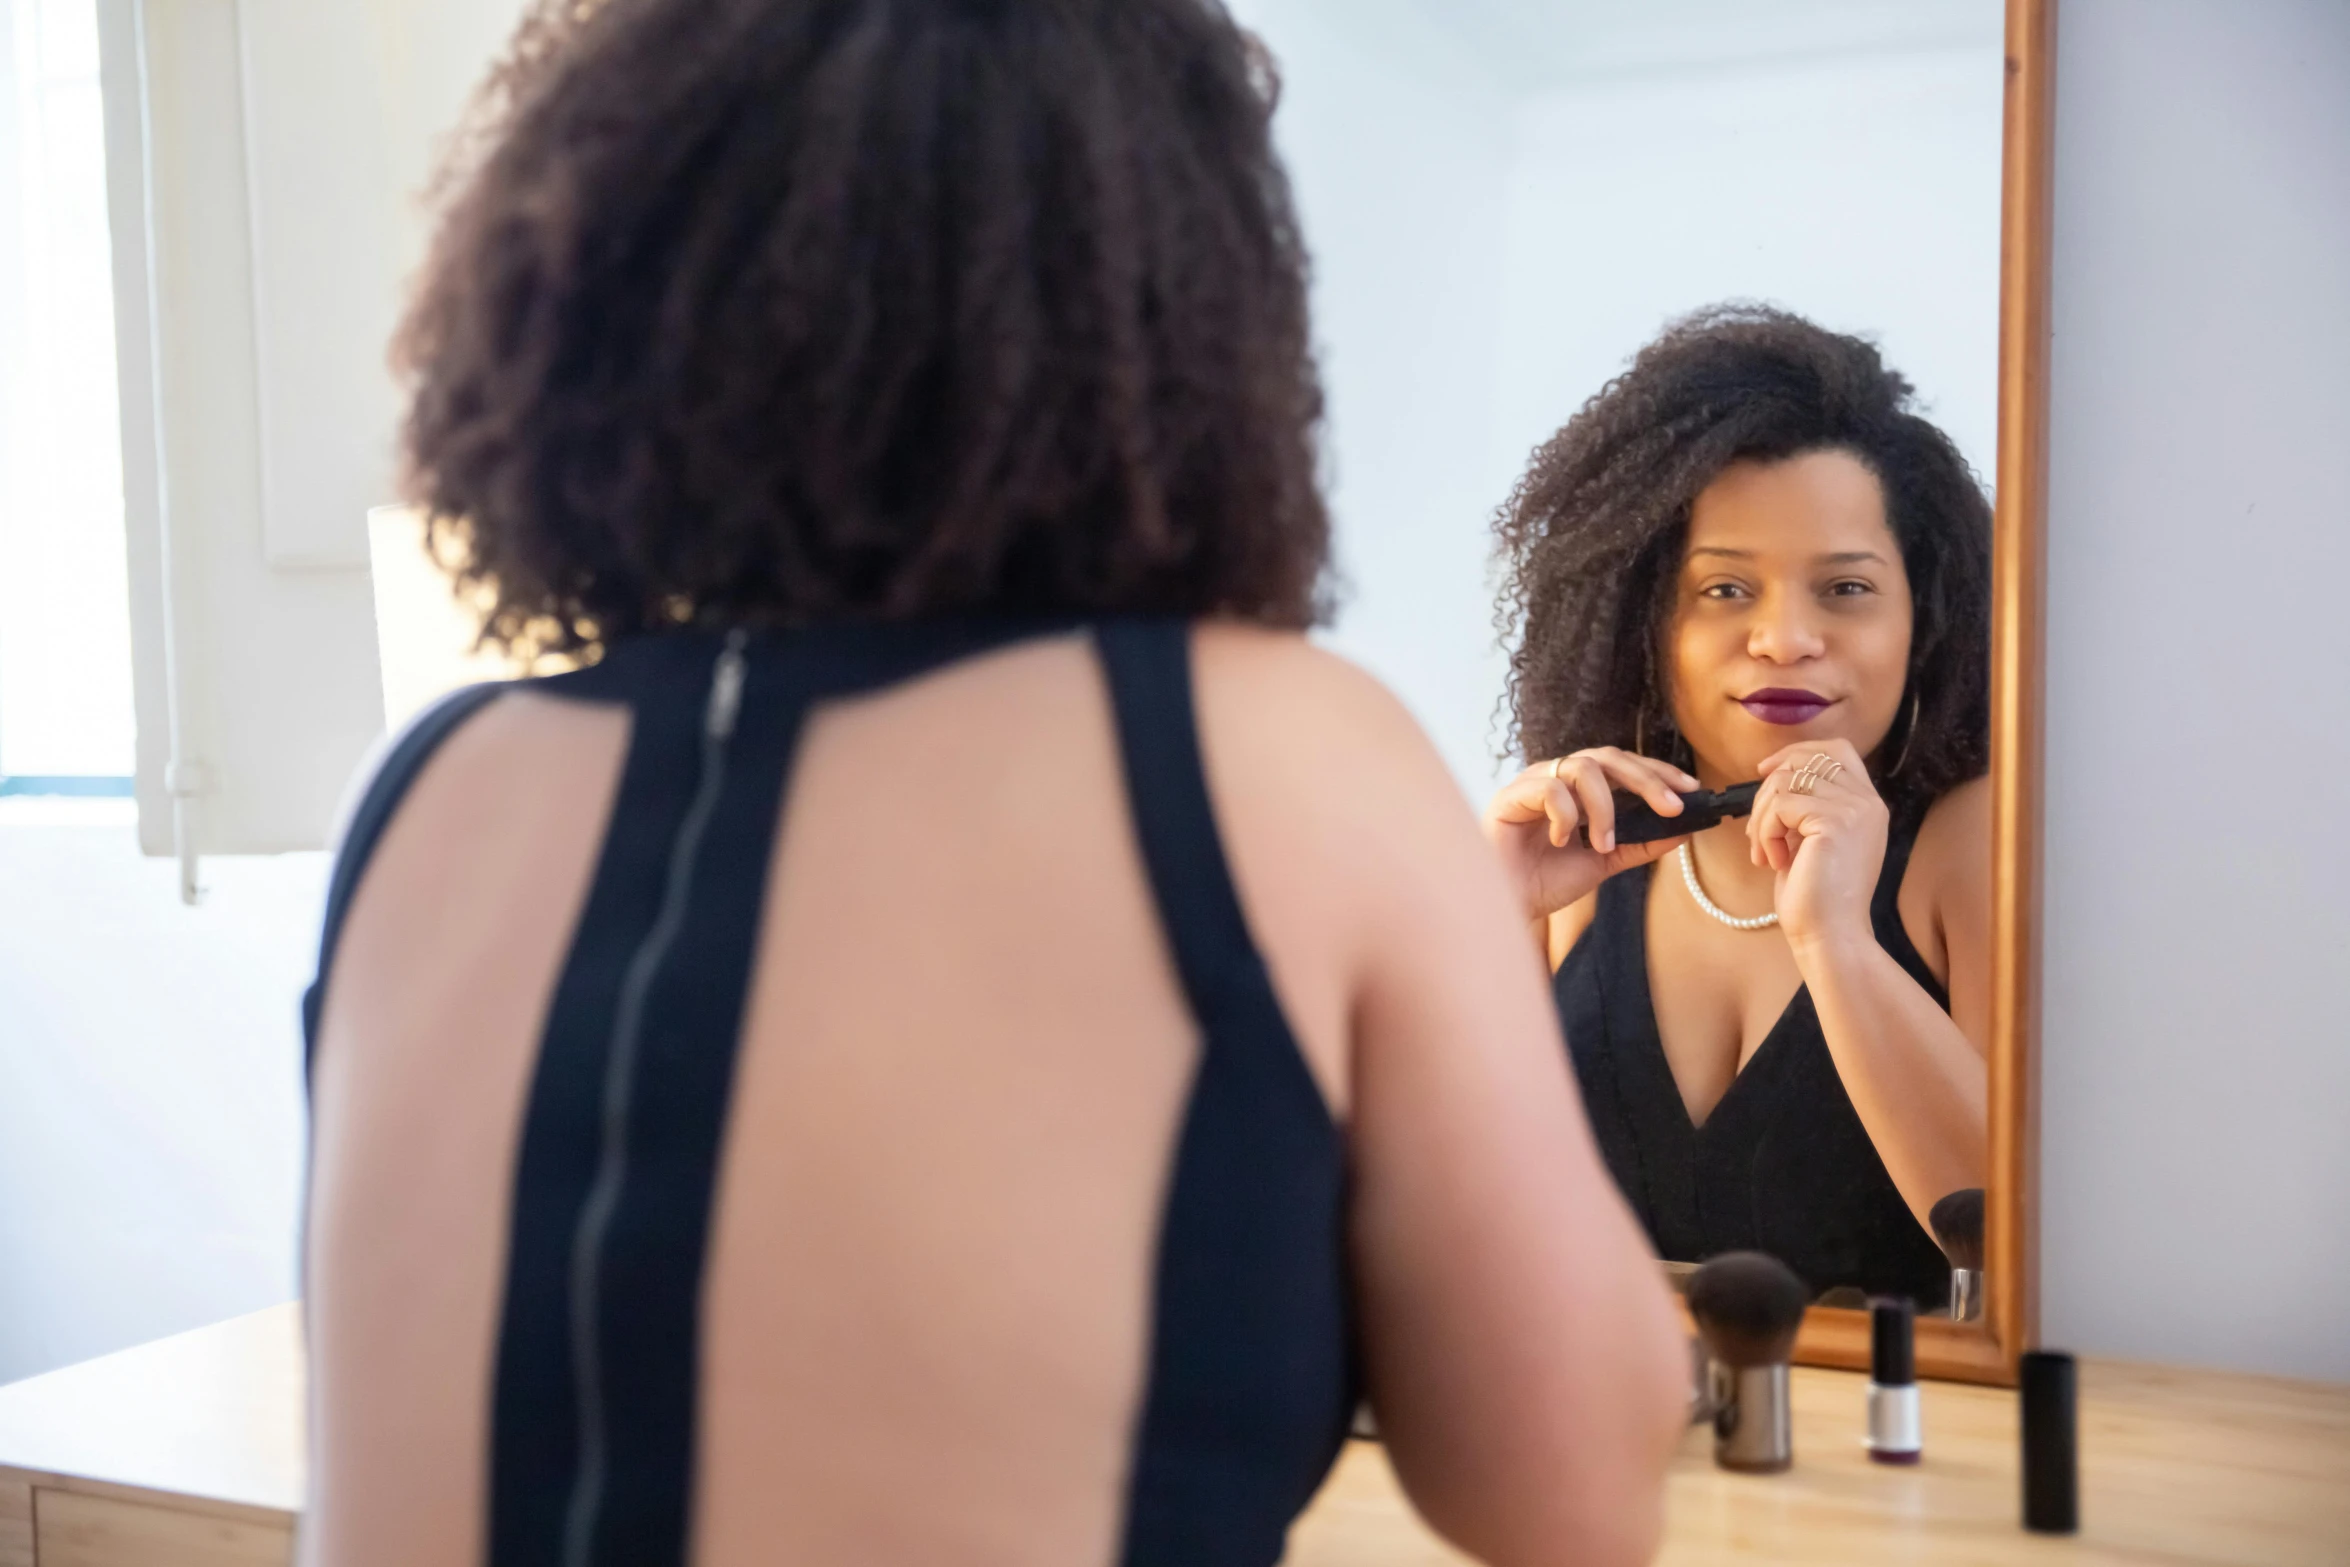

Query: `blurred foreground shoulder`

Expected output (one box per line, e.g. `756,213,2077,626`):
1189,622,1469,821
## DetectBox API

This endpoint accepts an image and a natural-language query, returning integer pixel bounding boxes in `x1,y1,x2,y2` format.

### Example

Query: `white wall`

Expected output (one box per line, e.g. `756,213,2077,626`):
1491,50,2001,496
0,0,523,1387
2039,0,2350,1383
0,804,324,1384
1227,0,1520,801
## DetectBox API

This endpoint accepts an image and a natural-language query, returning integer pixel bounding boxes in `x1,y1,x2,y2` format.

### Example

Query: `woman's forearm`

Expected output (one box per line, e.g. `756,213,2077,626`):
1793,934,1987,1232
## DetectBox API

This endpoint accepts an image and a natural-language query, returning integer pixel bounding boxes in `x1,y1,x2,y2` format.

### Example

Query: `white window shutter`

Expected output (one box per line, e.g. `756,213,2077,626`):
97,0,526,892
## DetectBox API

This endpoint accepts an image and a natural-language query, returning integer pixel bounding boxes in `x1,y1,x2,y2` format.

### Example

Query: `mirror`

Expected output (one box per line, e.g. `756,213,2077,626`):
1232,0,2050,1382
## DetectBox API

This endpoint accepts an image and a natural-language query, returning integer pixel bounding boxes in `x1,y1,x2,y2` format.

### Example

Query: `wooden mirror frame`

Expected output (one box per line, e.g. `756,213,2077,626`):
1777,0,2055,1387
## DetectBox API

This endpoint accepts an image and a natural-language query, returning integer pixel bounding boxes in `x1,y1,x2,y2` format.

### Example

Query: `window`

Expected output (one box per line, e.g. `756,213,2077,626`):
0,0,135,802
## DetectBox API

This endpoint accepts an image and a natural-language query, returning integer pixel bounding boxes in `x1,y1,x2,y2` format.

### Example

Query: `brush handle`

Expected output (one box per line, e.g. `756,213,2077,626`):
1588,781,1762,846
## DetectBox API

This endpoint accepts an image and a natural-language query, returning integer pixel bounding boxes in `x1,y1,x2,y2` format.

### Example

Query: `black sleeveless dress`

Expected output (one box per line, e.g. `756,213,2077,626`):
1551,804,1952,1308
303,617,1357,1567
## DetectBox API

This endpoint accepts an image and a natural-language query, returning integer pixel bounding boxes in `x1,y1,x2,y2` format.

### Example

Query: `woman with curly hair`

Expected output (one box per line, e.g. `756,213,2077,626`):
298,2,1687,1565
1482,306,1992,1307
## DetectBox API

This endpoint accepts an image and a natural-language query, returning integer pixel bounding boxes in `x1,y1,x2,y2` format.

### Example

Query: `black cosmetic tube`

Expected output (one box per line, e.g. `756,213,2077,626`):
2021,1350,2078,1533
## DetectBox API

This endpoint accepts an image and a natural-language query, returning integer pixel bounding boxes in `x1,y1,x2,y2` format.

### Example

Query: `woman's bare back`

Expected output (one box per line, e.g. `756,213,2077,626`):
304,624,1684,1567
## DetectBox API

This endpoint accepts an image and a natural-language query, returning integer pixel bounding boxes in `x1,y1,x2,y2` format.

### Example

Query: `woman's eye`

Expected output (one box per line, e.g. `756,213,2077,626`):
1699,582,1750,601
1826,579,1876,598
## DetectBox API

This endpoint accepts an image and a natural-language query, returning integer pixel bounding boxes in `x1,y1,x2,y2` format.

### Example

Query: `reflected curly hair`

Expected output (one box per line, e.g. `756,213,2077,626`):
396,0,1329,658
1493,305,1992,809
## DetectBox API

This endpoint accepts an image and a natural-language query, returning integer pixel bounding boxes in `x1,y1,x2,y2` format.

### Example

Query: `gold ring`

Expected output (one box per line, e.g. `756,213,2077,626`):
1788,754,1836,795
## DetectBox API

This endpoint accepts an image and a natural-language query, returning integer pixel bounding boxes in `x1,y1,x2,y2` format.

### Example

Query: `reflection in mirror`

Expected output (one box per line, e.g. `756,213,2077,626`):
1235,0,2003,1323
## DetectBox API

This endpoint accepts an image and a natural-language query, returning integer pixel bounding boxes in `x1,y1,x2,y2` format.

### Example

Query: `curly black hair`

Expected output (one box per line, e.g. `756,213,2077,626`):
395,0,1330,658
1493,305,1992,809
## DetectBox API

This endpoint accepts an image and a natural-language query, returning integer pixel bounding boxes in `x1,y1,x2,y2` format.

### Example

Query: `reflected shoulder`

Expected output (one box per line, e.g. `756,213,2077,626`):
1913,773,1991,855
1907,773,1993,911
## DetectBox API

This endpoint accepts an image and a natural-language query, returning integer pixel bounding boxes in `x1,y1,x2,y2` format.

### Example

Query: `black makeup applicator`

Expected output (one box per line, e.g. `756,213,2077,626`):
1581,781,1761,847
1687,1251,1809,1472
1930,1188,1986,1321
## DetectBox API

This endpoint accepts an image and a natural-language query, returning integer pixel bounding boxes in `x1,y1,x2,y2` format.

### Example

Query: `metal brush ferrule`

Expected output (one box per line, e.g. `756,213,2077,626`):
1949,1267,1984,1322
1709,1360,1792,1473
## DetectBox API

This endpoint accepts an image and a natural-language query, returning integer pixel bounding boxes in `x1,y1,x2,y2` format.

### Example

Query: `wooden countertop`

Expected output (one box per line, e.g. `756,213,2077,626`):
0,1304,2342,1566
1290,1359,2350,1566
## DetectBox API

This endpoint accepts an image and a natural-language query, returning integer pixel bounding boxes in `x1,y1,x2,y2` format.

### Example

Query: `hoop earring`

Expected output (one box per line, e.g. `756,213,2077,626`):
1889,689,1922,776
1635,709,1646,757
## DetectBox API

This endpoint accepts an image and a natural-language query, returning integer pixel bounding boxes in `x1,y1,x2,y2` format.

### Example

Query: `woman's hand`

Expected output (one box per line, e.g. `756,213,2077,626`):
1482,749,1699,921
1748,738,1889,951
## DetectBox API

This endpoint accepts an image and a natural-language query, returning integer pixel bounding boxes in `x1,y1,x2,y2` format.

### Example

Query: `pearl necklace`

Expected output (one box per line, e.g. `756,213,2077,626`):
1678,842,1778,930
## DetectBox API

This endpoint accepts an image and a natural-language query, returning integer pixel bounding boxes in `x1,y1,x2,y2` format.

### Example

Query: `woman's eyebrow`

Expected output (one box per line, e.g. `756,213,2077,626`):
1683,547,1889,565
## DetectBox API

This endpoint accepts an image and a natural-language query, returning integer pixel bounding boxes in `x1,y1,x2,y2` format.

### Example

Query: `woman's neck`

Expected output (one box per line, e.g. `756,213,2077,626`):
1685,819,1779,911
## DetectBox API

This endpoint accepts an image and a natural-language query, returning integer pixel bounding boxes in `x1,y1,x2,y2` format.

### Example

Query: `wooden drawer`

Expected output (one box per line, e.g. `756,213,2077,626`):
1,1478,30,1567
31,1490,290,1567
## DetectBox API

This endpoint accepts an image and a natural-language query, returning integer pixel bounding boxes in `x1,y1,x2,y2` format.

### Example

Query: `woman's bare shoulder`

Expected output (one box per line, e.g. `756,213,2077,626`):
1902,773,1993,957
1190,624,1458,796
1191,622,1420,727
343,687,631,880
1189,622,1498,908
1910,774,1992,882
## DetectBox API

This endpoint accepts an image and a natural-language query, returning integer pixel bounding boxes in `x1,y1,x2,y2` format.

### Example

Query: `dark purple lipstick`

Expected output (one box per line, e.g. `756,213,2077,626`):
1739,687,1833,726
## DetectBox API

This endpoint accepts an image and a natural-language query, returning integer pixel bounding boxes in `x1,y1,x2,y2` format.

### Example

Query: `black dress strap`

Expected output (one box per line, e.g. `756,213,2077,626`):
1092,621,1268,1026
490,633,809,1567
301,683,507,1077
1869,799,1949,1006
1092,620,1355,1567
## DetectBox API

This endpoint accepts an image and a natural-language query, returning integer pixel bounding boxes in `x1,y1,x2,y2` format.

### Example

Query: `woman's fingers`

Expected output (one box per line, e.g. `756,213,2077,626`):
1482,767,1591,855
1603,833,1691,877
1559,757,1618,852
1593,748,1700,807
1542,777,1583,849
1749,737,1887,873
1485,778,1547,828
1496,747,1702,857
1755,739,1873,798
1749,768,1815,872
1574,748,1699,832
1485,766,1568,827
1746,766,1783,868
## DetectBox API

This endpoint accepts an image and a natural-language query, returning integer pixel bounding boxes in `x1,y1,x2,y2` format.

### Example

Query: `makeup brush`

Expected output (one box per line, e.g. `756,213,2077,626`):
1687,1251,1809,1473
1582,781,1762,847
1930,1188,1986,1322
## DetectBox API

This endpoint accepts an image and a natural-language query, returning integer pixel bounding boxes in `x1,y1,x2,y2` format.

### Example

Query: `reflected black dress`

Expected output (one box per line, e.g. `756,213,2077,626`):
1551,803,1952,1307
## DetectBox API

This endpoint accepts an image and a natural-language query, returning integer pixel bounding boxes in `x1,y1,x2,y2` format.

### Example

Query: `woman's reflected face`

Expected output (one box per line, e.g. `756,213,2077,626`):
1665,448,1914,787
